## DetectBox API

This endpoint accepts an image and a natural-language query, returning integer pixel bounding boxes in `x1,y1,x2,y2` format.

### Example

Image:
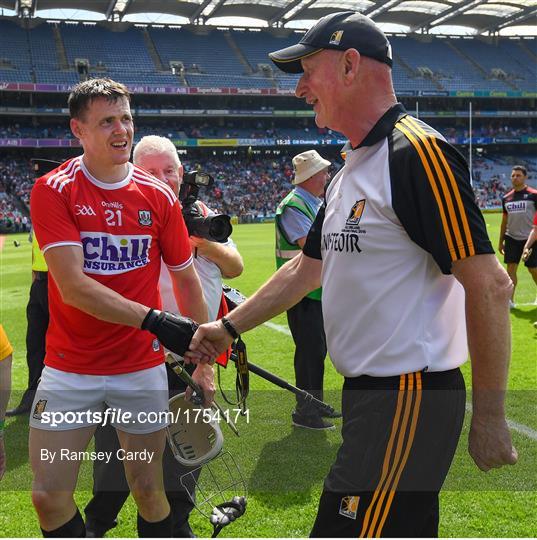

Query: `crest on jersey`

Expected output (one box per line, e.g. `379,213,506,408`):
33,399,47,419
346,199,366,225
339,495,359,520
138,210,152,226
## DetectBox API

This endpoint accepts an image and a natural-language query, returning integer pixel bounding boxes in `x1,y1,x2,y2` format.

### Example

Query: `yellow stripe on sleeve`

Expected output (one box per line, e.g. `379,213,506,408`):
404,116,475,257
400,116,467,259
395,123,457,260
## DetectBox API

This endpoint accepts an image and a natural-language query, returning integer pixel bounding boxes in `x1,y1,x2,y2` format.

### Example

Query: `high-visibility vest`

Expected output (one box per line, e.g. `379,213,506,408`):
32,234,48,272
275,190,321,301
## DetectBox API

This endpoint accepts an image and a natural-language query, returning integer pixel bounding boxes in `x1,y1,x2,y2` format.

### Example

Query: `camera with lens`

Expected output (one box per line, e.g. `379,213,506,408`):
179,170,232,243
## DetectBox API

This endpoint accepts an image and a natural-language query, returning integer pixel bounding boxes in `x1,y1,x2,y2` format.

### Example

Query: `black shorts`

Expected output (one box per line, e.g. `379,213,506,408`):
504,235,537,267
310,368,466,538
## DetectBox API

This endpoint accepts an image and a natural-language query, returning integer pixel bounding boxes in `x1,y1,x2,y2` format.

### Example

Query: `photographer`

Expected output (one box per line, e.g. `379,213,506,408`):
85,135,242,537
135,136,243,320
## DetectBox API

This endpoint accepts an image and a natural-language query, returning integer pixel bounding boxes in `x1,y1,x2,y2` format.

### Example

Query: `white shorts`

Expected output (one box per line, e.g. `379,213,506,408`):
30,364,169,434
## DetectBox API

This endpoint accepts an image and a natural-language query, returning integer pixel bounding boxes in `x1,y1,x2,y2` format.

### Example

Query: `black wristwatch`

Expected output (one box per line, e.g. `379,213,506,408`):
221,316,239,339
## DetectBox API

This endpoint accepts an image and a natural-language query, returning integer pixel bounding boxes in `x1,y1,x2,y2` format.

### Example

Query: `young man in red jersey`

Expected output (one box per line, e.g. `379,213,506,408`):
29,78,213,538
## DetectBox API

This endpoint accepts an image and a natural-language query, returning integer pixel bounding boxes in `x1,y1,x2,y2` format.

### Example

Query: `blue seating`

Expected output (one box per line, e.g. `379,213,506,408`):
0,69,33,82
391,36,491,91
0,20,32,69
28,22,59,71
0,19,534,93
149,27,243,75
229,29,304,73
60,23,155,73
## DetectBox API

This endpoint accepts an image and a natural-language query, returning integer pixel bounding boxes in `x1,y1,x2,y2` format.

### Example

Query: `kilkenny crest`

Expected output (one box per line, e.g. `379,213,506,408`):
346,199,366,225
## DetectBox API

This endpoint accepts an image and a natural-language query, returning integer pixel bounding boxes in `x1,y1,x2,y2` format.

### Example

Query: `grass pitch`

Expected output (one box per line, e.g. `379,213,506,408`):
0,212,536,537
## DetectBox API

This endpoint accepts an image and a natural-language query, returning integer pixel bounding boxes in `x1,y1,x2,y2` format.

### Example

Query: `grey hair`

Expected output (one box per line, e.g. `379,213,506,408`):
133,135,181,166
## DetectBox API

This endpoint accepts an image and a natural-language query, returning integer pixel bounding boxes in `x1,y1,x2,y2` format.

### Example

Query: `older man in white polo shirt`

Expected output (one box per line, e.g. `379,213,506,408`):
275,150,340,430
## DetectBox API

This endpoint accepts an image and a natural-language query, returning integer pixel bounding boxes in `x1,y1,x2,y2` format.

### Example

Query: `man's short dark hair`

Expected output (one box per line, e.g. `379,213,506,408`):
512,165,527,176
68,78,130,120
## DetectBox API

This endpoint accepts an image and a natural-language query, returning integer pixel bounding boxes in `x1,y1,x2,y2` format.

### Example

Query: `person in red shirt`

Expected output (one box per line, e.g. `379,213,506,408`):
522,211,537,263
29,78,213,538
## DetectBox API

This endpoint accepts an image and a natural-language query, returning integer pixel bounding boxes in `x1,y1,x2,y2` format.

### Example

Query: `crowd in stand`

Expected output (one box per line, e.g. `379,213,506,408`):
0,153,534,231
1,120,535,142
441,120,535,142
473,175,507,209
0,158,32,232
0,123,339,142
0,154,302,226
185,155,298,219
472,156,536,208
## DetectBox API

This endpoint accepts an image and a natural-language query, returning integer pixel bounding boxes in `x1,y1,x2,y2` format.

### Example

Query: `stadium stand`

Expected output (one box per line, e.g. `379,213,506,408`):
28,22,69,84
60,22,167,84
392,36,508,92
0,7,534,222
0,19,33,82
229,29,302,75
0,119,534,142
0,157,32,232
453,38,535,91
0,18,534,92
1,150,535,227
150,27,242,75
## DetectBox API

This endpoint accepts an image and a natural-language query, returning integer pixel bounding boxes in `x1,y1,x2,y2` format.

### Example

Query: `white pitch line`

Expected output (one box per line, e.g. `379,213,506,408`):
263,322,537,442
465,404,537,441
263,321,292,336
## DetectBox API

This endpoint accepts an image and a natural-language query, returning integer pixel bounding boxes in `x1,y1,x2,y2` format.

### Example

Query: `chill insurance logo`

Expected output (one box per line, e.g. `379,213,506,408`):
81,232,152,274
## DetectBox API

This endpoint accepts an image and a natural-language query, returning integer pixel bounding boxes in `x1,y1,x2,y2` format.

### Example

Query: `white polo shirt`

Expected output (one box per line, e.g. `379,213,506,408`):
304,104,494,378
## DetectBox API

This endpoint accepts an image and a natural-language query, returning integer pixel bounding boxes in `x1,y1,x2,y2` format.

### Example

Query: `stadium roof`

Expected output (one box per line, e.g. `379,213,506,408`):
1,0,536,35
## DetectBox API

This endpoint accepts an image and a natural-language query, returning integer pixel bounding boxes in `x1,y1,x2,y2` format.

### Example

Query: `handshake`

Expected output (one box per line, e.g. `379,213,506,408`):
142,309,199,357
142,308,237,363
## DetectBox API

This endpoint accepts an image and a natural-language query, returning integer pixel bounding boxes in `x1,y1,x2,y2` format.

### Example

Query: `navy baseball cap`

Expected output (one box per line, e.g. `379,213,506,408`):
269,11,392,73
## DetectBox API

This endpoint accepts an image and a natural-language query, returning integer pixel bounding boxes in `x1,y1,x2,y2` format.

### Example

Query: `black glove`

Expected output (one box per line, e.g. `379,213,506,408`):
141,309,198,357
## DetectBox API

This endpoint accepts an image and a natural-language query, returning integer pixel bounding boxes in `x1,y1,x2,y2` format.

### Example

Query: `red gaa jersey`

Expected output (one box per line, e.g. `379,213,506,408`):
30,156,193,375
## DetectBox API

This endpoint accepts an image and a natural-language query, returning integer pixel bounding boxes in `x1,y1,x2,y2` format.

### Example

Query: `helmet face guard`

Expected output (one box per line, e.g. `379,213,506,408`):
167,392,224,467
180,451,247,538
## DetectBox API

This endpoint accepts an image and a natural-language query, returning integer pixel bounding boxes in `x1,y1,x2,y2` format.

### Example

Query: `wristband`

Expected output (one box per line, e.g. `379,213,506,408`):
221,316,239,339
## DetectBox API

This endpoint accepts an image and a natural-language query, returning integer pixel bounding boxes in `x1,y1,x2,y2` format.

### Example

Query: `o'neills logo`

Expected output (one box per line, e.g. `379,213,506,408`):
81,232,151,274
